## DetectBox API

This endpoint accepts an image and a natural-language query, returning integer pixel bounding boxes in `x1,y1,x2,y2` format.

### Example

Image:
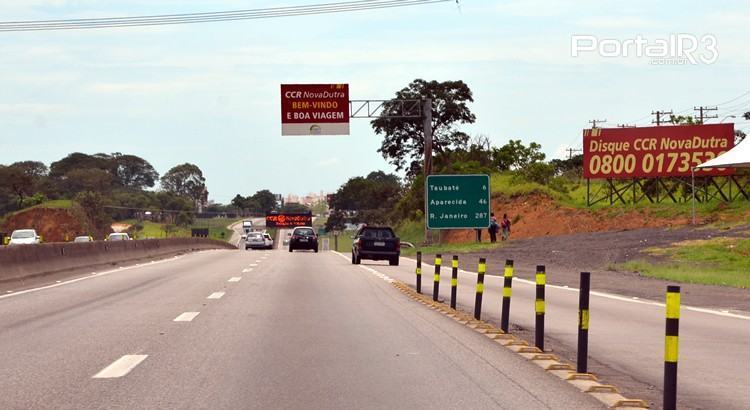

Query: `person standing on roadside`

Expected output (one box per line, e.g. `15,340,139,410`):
501,213,511,241
488,213,499,243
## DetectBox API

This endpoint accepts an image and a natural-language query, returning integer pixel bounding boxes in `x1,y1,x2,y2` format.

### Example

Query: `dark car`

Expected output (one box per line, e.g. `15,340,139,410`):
289,226,318,252
351,226,400,266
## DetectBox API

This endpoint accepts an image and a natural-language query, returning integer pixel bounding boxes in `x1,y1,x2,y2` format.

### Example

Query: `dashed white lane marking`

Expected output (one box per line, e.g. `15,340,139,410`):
207,292,225,299
173,312,200,322
228,277,242,282
249,264,258,267
93,355,148,378
255,259,262,263
242,268,253,273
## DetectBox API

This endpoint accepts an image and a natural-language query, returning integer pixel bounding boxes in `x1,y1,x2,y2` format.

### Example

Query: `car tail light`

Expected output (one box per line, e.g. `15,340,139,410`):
396,239,401,249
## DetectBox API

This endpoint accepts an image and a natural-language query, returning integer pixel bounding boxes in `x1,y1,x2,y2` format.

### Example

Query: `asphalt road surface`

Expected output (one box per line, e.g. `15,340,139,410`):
366,253,750,410
0,248,604,409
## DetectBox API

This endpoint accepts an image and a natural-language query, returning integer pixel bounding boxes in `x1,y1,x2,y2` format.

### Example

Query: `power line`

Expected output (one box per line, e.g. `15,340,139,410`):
0,0,451,32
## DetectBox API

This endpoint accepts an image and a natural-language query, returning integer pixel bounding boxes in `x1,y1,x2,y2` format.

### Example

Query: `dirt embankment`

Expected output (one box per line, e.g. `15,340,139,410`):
443,194,697,243
3,208,88,243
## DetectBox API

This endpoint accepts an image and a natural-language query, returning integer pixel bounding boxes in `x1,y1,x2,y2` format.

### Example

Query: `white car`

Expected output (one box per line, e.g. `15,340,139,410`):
73,236,94,243
107,233,131,241
245,231,273,250
8,229,41,245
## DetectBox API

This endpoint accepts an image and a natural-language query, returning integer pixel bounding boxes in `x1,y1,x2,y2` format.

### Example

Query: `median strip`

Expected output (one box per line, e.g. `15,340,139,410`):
93,355,148,379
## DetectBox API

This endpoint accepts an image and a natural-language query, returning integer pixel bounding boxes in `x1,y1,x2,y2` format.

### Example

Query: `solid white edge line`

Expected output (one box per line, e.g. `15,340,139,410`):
93,354,148,378
0,254,189,301
173,312,200,322
207,292,225,299
397,256,750,321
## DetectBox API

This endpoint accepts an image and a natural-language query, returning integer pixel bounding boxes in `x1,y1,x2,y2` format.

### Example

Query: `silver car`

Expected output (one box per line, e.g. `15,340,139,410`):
245,231,273,250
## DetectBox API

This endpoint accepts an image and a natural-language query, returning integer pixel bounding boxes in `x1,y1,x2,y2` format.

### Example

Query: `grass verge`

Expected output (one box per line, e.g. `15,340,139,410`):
612,237,750,288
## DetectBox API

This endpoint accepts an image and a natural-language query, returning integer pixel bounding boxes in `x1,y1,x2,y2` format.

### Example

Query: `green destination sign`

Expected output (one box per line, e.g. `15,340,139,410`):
425,174,490,229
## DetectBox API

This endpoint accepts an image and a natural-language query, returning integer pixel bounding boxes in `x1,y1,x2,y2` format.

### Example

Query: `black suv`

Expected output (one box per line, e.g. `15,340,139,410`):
289,226,318,252
351,226,400,265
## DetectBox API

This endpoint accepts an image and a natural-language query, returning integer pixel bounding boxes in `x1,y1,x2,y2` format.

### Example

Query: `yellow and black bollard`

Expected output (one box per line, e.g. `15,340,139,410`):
577,272,591,373
664,285,681,410
500,259,514,332
535,265,546,351
416,251,422,294
432,254,442,302
474,258,486,319
450,255,459,309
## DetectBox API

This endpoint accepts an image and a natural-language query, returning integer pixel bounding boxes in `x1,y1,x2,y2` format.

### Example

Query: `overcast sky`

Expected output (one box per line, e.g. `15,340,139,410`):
2,0,749,203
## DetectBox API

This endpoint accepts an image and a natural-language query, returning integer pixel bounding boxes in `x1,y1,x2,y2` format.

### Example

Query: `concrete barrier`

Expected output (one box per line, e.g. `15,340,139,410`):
0,238,236,283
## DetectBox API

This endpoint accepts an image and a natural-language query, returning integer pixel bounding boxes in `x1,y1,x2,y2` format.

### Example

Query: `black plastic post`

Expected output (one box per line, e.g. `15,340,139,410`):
450,255,459,309
535,265,546,351
577,272,591,373
432,254,442,302
664,285,681,410
416,251,422,294
474,258,486,319
500,259,514,332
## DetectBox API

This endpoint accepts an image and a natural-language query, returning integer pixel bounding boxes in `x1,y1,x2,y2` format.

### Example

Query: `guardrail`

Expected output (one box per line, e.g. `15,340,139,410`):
0,238,236,283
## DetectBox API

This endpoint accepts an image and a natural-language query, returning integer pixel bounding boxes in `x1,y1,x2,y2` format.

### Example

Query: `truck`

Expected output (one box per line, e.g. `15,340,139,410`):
351,226,400,266
242,220,253,235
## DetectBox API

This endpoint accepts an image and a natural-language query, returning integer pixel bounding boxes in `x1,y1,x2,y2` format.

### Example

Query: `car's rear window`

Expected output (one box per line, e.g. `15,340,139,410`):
12,230,35,239
361,228,394,239
295,228,314,236
249,233,262,238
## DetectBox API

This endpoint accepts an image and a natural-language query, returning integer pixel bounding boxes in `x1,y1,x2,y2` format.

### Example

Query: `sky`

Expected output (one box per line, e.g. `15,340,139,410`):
1,0,750,204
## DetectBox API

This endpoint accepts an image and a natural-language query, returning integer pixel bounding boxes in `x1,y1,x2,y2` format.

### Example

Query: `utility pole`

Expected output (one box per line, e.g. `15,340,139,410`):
694,106,718,123
589,119,607,128
652,110,673,126
566,148,583,159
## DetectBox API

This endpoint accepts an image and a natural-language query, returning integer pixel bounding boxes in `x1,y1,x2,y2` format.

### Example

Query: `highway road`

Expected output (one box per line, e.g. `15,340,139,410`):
0,247,603,409
365,253,750,410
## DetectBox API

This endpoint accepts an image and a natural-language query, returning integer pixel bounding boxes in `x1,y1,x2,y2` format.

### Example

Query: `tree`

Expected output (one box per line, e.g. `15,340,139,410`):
161,163,206,205
669,115,701,125
49,152,112,178
63,169,115,193
281,202,310,213
251,189,278,213
492,139,546,171
74,191,112,236
0,165,34,207
111,153,159,189
11,161,48,179
372,79,476,177
324,209,346,232
330,171,401,224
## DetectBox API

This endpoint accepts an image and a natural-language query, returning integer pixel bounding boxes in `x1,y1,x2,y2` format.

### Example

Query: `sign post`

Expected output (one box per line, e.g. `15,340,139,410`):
425,174,491,230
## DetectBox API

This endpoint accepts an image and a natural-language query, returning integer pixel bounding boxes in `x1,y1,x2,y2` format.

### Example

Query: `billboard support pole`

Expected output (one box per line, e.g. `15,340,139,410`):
691,167,696,225
423,98,433,245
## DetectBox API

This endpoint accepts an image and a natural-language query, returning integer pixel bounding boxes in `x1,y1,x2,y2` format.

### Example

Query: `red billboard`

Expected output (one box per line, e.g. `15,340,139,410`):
281,84,349,136
583,124,734,179
265,212,313,228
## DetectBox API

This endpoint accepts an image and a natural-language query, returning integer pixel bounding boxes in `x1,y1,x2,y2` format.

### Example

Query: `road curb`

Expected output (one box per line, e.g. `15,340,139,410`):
388,279,650,409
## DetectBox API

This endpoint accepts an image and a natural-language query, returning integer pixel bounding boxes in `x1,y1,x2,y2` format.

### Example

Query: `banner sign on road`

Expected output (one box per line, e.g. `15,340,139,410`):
425,174,491,229
265,212,313,228
583,124,734,179
281,84,349,136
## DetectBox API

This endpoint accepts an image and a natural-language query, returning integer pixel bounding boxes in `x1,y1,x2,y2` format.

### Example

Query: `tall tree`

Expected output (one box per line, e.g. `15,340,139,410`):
111,153,159,189
49,152,112,178
371,79,476,177
0,165,34,206
251,189,278,213
161,163,206,205
492,139,546,171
